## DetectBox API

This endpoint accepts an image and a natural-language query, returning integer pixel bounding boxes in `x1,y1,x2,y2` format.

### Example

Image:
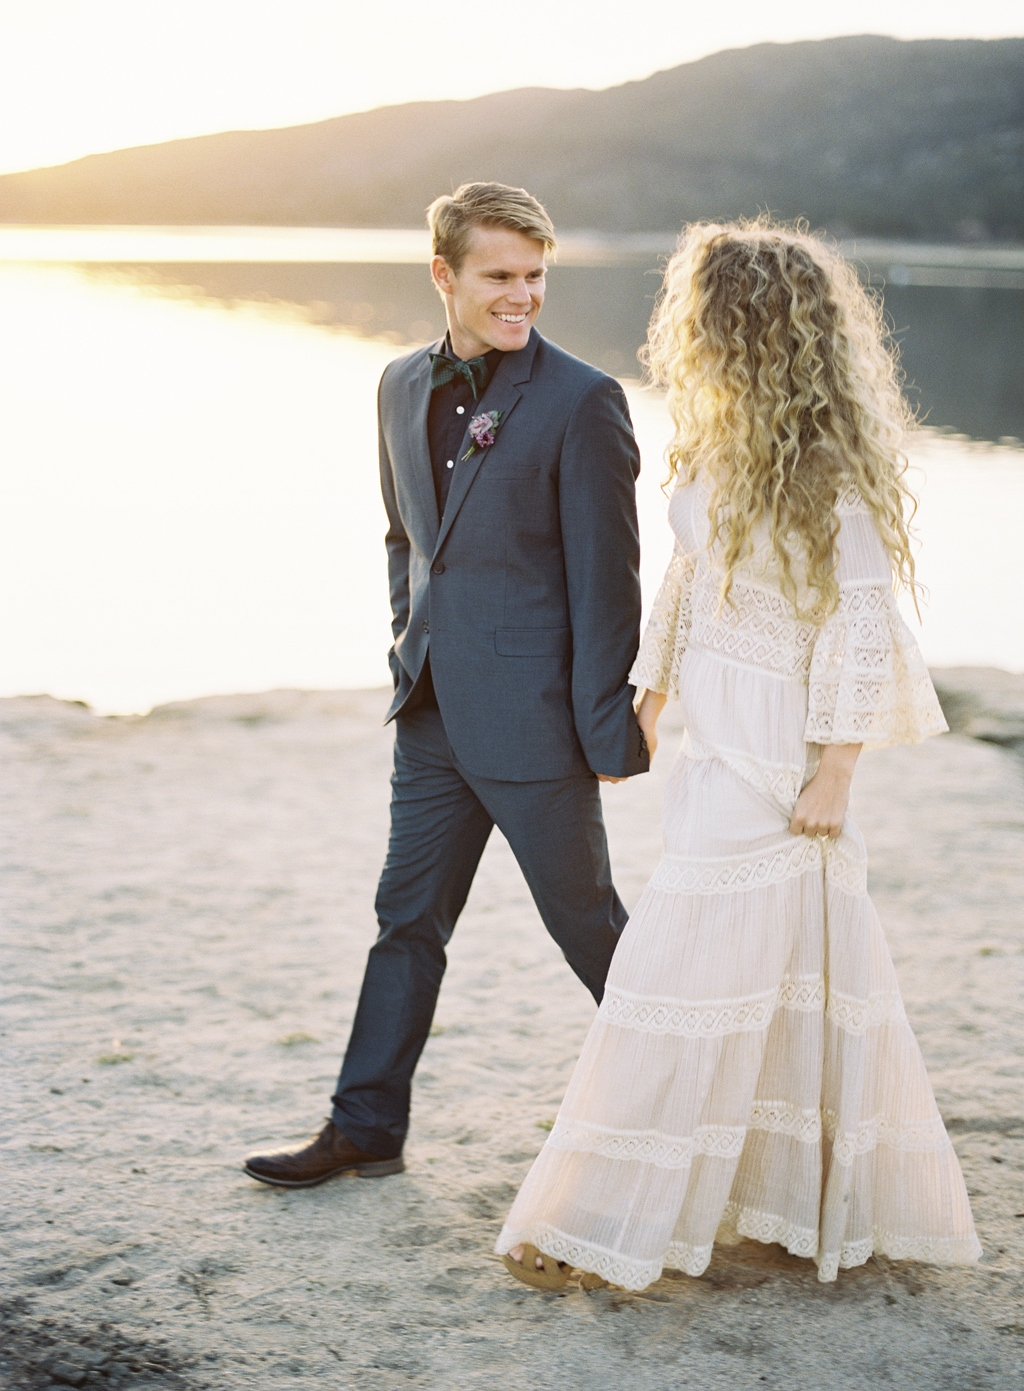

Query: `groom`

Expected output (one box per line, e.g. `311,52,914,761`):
244,182,648,1187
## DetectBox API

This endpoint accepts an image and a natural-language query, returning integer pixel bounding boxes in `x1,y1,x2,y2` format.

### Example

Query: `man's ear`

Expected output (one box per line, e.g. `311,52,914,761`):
431,255,455,297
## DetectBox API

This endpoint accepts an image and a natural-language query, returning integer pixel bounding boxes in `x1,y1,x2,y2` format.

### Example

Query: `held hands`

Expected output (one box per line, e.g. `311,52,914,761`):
789,744,863,839
596,689,667,784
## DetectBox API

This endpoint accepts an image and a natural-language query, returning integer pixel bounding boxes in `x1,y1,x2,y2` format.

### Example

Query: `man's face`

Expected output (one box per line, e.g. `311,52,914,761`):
431,225,547,359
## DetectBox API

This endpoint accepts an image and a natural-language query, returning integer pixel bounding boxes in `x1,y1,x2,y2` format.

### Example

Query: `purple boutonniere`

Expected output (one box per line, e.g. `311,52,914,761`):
462,409,504,461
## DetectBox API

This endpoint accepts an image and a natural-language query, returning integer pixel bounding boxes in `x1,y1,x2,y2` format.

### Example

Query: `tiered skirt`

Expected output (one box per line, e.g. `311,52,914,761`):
495,753,981,1287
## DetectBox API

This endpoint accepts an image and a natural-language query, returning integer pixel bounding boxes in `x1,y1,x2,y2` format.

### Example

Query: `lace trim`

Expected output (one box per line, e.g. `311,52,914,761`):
629,545,696,698
716,1205,981,1284
495,1224,666,1291
497,1212,981,1291
546,1100,951,1173
681,731,804,809
546,1116,747,1168
805,581,948,747
717,1202,819,1259
825,1109,951,1166
648,837,867,897
749,1100,951,1164
826,989,907,1035
867,1229,982,1268
835,483,866,513
664,1238,717,1278
599,974,825,1037
635,484,944,752
599,976,916,1041
748,1099,822,1144
689,573,817,680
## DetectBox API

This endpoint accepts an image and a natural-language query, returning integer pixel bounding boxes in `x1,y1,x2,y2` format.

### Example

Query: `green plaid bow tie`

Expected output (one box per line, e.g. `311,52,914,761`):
429,352,489,400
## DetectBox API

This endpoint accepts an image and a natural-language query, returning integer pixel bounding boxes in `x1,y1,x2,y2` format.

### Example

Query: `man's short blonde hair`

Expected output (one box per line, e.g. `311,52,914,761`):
427,182,557,272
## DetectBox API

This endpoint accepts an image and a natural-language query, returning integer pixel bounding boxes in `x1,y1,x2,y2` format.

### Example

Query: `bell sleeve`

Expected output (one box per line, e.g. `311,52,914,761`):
805,499,948,748
628,541,697,700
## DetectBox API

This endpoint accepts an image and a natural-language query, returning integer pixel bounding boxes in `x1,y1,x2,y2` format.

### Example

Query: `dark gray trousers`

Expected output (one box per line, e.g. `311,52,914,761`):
330,702,627,1156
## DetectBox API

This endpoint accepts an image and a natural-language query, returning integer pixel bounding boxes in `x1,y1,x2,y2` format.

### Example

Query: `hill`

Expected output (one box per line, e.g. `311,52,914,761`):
1,36,1021,239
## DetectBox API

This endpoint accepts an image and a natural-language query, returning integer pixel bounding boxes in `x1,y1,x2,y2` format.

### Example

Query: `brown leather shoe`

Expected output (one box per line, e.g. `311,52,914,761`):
243,1121,404,1188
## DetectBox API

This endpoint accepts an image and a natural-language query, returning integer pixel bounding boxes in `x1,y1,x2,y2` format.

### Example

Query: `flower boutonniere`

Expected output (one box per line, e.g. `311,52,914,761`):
462,409,504,461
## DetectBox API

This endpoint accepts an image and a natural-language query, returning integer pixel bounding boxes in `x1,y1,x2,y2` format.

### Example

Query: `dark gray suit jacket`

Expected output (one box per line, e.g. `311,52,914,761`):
378,327,648,783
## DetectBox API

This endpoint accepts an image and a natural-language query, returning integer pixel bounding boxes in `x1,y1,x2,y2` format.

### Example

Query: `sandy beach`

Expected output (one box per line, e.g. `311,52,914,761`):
2,670,1022,1390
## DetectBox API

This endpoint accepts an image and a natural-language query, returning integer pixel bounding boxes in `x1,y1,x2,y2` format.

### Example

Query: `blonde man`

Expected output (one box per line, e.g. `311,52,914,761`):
245,183,648,1187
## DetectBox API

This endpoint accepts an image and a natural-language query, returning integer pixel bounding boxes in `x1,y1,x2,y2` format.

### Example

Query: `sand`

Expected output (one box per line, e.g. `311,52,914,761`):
2,670,1023,1390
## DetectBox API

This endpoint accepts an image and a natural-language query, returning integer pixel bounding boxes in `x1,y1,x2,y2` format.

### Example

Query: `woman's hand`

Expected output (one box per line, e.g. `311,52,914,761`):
790,743,862,839
636,688,667,762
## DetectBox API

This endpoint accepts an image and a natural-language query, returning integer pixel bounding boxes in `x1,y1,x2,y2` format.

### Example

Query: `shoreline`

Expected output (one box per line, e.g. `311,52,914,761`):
7,664,1024,753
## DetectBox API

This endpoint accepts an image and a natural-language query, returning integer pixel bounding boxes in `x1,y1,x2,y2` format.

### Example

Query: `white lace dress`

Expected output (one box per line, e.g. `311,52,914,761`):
495,479,981,1287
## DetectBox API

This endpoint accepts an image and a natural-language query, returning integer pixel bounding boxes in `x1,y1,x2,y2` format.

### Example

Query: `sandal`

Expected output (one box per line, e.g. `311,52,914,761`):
501,1244,570,1291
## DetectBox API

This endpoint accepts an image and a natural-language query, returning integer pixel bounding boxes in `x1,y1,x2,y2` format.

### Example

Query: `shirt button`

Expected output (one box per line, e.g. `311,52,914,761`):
456,406,465,415
446,460,454,469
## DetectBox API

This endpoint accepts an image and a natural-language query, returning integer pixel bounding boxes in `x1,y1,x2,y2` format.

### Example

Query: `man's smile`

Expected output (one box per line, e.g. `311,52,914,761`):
432,225,547,357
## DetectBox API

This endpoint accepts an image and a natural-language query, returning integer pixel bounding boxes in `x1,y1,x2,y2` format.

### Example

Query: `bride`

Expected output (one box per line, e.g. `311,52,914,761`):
495,220,981,1290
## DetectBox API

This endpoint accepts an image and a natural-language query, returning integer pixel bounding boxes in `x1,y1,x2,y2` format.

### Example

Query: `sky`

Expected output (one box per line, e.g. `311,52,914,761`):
2,0,1021,176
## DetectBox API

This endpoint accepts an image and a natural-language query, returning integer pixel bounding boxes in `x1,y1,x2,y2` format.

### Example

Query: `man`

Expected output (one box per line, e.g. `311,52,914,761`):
244,182,648,1187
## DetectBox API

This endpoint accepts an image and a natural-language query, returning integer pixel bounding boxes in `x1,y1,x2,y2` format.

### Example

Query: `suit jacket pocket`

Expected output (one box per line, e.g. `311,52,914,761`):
494,626,570,657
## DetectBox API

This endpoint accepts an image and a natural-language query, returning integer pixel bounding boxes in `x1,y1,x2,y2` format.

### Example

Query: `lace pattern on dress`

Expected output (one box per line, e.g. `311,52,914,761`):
748,1099,823,1144
716,1205,980,1284
629,546,696,698
649,837,867,897
826,989,907,1034
682,731,805,809
825,1109,952,1166
496,1224,668,1291
496,1213,980,1290
747,1100,951,1163
689,574,817,680
547,1116,747,1168
600,976,916,1041
546,1100,951,1177
805,581,948,747
598,974,826,1037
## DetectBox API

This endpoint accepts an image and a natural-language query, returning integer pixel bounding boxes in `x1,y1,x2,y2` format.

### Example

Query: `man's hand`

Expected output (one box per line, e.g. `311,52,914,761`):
789,744,862,839
595,688,668,782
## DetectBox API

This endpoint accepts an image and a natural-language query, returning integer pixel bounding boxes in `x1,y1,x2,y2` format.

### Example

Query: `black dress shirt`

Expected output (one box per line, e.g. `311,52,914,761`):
426,340,504,516
416,339,503,709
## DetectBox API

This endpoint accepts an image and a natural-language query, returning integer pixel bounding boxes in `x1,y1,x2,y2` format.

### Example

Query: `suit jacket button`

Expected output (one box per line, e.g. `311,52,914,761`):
422,620,429,633
432,562,445,574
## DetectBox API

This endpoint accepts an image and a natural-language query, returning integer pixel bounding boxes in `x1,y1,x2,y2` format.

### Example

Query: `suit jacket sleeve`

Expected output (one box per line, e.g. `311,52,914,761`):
559,375,649,778
377,373,410,687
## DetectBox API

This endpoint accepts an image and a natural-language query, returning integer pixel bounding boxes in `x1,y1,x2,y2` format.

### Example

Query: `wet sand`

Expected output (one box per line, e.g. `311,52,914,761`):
2,670,1022,1390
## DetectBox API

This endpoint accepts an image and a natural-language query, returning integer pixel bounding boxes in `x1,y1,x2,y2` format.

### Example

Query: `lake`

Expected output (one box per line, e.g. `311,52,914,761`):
1,229,1022,714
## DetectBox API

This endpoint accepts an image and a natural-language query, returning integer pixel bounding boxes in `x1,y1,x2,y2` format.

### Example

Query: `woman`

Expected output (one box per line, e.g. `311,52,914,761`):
495,221,981,1290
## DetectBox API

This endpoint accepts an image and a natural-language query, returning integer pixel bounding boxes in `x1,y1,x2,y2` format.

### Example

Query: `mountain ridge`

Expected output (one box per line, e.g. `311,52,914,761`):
1,35,1021,239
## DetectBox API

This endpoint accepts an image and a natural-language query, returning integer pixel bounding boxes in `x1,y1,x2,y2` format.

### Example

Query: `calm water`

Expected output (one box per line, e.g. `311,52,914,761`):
2,235,1022,714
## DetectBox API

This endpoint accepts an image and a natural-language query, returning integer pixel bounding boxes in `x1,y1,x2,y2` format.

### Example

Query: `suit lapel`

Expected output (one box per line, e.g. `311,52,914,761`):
405,347,440,549
433,331,539,557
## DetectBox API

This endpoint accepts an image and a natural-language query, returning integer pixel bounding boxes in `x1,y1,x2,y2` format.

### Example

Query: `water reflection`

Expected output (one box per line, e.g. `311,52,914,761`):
78,258,1024,443
1,261,1021,714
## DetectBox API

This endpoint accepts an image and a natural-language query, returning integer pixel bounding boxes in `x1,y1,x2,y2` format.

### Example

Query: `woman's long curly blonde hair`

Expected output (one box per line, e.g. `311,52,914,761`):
642,219,919,619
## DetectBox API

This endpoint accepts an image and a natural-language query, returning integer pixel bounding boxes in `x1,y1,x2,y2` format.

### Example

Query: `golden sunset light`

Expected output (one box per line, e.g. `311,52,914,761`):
1,0,1020,174
3,8,1023,1386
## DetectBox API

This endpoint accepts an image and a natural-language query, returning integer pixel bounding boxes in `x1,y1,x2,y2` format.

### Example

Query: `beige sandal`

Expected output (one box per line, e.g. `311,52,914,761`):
501,1244,570,1291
